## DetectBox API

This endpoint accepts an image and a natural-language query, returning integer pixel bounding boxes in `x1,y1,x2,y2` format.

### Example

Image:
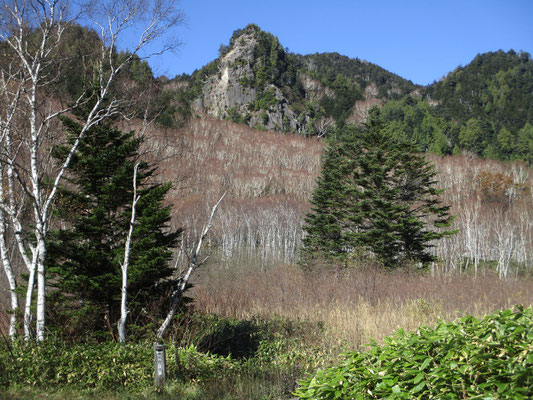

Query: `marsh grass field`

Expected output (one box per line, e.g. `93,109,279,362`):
2,261,532,399
192,261,533,347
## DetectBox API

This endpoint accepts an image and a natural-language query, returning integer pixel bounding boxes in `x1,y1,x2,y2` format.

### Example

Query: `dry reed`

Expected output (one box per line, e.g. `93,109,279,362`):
191,262,533,348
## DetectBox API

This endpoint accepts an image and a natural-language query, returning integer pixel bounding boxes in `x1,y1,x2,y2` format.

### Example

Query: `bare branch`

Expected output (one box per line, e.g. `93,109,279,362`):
156,192,226,338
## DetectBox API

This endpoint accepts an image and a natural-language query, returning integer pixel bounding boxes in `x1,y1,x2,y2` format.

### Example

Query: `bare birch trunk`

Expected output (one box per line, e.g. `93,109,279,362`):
0,71,23,339
0,212,17,338
23,264,36,339
35,238,47,342
118,163,140,343
156,193,226,338
0,0,183,342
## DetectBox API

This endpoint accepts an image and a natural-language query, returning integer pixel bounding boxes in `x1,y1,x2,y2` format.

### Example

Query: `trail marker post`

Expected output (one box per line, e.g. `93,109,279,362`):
154,343,167,387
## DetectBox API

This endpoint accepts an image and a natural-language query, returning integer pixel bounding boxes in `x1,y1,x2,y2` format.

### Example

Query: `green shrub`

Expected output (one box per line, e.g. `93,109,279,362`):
0,314,334,398
0,339,235,392
0,314,328,395
0,340,154,390
295,306,533,399
252,87,279,111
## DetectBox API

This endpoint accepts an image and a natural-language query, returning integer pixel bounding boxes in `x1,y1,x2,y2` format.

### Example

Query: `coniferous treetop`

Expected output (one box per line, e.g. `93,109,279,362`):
302,108,455,268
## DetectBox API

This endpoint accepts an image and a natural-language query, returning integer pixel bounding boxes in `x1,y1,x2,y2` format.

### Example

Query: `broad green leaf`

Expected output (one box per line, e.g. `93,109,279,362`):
420,357,431,370
413,372,425,384
412,381,426,393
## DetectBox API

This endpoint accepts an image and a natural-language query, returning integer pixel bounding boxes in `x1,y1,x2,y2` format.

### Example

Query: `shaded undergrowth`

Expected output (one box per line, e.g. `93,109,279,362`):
0,314,332,399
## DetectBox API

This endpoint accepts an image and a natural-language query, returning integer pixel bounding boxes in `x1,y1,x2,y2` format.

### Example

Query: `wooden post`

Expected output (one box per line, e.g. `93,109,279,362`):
154,343,167,387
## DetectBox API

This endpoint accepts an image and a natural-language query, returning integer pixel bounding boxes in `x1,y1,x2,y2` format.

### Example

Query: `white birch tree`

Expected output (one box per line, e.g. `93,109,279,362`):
157,193,226,339
117,162,140,343
0,0,183,341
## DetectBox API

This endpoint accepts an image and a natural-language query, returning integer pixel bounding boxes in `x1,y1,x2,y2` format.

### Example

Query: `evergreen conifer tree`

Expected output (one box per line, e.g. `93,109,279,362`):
47,114,181,336
302,108,455,268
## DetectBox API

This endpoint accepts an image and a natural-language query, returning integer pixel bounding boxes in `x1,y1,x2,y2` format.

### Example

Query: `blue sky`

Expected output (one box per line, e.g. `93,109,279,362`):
140,0,533,86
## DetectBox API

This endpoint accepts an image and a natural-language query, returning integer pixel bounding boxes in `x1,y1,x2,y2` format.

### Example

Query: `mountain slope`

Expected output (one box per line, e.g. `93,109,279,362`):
421,50,533,161
171,24,417,135
34,23,532,163
163,25,532,164
425,50,533,130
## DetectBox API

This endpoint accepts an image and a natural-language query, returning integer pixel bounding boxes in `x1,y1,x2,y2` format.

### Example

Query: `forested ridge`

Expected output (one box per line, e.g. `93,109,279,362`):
15,22,530,164
422,50,533,161
163,25,533,164
1,11,533,399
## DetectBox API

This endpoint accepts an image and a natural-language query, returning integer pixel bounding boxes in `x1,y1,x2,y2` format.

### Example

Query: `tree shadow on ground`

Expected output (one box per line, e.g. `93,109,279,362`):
197,319,261,359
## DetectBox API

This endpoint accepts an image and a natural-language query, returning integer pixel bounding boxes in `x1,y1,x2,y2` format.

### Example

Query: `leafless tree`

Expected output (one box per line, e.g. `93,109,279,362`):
0,0,184,341
157,193,226,339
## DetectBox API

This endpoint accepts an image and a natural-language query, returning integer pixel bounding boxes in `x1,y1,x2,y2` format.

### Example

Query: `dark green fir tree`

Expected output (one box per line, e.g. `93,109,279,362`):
302,108,455,269
47,114,181,337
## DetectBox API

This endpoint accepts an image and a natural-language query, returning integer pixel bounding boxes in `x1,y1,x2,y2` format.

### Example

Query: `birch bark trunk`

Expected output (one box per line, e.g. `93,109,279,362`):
0,209,17,338
156,193,226,338
0,0,183,341
118,163,140,343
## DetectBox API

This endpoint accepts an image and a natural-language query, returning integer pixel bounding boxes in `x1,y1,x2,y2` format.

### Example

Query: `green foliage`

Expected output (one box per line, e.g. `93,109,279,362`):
251,86,279,111
225,106,250,124
319,74,363,124
225,24,297,97
170,313,326,363
117,53,154,87
302,109,455,268
516,122,533,165
0,314,329,398
381,96,453,154
458,118,490,155
295,306,533,399
249,25,297,90
424,50,533,163
187,59,221,100
427,50,532,131
0,339,232,391
47,112,181,338
294,52,415,128
50,25,102,99
152,87,190,128
299,52,416,100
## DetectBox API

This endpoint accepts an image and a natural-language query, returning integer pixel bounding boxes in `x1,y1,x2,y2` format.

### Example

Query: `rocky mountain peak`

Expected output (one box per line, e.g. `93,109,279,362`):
192,24,301,132
187,25,417,135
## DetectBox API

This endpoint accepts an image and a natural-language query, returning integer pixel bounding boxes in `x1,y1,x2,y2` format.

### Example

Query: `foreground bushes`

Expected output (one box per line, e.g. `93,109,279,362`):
3,307,532,398
0,314,326,397
295,306,533,399
0,340,235,391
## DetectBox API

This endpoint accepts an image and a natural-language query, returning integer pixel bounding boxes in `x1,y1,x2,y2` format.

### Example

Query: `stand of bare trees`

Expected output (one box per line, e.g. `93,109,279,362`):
152,118,533,278
430,156,533,277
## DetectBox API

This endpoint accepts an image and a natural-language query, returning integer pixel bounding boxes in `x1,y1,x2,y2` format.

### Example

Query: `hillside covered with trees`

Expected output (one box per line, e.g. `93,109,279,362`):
18,23,530,164
159,25,532,164
1,8,532,399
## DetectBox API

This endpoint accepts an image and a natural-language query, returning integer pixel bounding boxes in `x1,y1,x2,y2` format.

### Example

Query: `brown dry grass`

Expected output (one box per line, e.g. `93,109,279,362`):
191,262,533,349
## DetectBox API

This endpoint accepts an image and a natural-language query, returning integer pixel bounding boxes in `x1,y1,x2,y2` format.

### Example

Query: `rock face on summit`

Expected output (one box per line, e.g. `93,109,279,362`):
193,27,301,132
187,24,417,135
194,30,257,118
